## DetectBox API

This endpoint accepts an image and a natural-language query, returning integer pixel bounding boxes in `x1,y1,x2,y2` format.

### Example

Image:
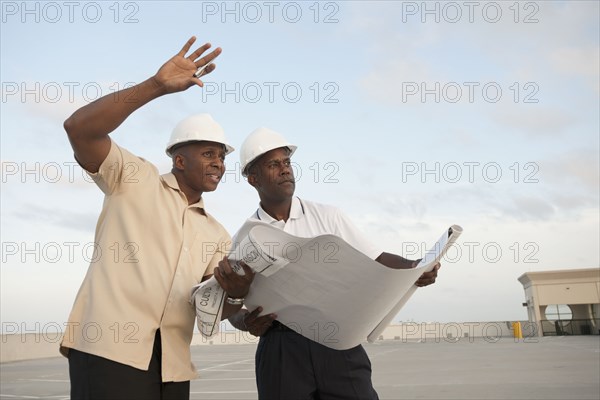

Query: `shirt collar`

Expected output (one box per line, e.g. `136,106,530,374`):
256,196,304,223
161,173,205,210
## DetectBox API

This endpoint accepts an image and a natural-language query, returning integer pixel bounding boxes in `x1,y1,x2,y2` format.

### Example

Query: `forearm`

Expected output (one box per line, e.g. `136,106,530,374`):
64,37,219,171
64,77,166,141
375,252,418,270
220,303,241,320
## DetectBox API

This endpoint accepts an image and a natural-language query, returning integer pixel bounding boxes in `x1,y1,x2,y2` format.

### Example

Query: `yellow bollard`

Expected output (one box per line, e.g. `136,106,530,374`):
512,322,523,339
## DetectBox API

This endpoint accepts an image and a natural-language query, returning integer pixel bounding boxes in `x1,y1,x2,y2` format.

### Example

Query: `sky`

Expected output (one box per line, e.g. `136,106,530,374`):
1,0,599,335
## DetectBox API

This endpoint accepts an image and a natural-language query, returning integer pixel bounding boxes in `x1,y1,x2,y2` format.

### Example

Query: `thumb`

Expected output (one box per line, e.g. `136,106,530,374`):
241,262,255,278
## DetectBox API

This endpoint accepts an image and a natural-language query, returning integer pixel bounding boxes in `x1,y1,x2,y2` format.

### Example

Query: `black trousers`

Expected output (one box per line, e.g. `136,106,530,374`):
256,322,379,400
68,330,190,400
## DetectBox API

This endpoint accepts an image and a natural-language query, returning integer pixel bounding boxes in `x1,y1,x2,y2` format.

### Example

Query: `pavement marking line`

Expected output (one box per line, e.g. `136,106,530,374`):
190,391,257,394
39,373,65,378
369,347,403,359
196,377,255,381
17,379,70,382
200,369,254,372
197,358,254,372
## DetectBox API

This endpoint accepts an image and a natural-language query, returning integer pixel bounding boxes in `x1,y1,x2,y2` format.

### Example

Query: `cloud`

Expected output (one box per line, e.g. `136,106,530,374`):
359,59,437,106
352,1,599,106
549,46,600,80
490,105,575,137
13,203,98,233
352,170,597,231
494,195,557,221
540,148,600,191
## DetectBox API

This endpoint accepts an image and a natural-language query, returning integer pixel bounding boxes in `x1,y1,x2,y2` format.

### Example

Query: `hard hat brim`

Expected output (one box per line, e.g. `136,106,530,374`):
166,140,235,157
242,144,297,176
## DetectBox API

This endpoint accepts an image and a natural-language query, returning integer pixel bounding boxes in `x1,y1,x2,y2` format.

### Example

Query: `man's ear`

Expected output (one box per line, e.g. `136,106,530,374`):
173,153,186,171
247,173,258,188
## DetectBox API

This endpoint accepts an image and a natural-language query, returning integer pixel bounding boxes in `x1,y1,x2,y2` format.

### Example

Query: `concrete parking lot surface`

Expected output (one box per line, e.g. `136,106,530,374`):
1,336,599,399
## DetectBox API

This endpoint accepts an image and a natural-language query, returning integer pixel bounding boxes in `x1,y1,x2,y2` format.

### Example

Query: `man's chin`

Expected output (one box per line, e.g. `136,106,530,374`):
281,185,295,197
200,182,220,193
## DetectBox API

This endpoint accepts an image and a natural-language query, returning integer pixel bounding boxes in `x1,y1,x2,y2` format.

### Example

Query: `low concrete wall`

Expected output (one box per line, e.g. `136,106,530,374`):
377,320,533,342
1,321,527,363
1,332,64,363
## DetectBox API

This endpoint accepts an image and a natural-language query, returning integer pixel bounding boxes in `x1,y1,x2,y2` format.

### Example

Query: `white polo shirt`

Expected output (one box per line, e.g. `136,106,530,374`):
242,196,383,260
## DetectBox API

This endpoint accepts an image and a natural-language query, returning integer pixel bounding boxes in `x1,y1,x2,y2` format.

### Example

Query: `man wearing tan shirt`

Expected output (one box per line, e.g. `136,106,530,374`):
60,37,253,399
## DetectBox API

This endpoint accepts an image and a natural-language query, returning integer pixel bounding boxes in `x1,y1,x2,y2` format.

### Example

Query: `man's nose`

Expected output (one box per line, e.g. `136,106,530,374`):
211,157,224,169
280,163,292,175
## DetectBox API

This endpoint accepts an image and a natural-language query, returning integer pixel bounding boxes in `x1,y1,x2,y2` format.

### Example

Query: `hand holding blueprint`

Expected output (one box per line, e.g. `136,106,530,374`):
191,222,462,350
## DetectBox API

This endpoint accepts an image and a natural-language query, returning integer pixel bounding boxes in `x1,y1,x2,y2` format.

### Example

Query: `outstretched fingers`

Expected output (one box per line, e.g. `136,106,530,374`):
178,36,198,57
178,36,220,64
195,48,222,70
188,43,218,63
191,46,221,81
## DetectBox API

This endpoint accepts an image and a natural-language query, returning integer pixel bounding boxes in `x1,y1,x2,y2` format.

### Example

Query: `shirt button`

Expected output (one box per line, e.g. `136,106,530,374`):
183,247,189,252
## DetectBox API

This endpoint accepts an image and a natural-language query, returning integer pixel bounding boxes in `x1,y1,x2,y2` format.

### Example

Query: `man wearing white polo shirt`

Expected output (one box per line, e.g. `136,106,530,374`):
228,128,440,400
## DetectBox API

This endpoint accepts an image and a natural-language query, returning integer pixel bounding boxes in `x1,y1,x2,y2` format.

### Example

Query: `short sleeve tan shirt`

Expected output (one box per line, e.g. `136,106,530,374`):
60,140,230,382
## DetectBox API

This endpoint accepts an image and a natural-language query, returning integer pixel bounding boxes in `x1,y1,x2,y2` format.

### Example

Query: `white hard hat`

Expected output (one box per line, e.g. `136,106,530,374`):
240,127,297,176
165,114,234,157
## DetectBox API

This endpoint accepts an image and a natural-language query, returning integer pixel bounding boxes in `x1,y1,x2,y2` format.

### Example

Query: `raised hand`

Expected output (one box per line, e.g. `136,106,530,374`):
152,36,222,94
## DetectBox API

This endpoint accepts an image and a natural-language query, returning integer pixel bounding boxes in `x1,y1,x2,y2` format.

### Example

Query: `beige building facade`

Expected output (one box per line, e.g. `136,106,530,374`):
518,268,600,337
